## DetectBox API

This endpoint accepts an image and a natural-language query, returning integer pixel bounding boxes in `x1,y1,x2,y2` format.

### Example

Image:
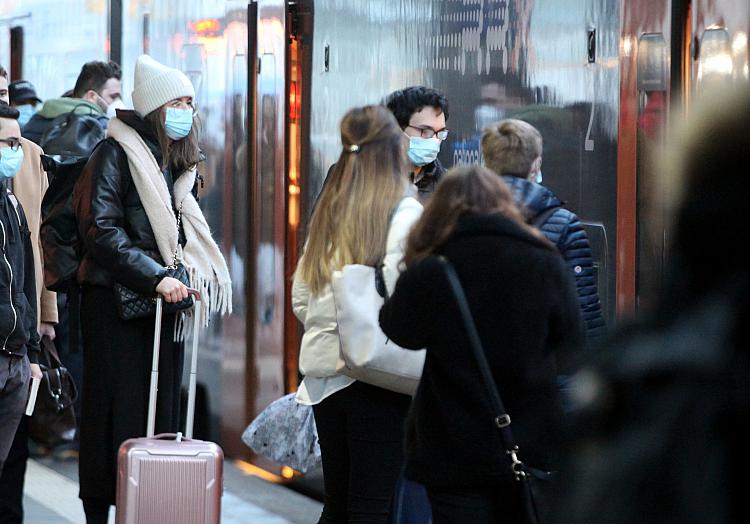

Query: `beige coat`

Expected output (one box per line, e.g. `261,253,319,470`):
13,137,58,326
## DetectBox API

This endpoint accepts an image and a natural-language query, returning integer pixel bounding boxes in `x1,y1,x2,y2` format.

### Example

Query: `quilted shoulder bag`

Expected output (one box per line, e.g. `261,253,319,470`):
114,200,193,320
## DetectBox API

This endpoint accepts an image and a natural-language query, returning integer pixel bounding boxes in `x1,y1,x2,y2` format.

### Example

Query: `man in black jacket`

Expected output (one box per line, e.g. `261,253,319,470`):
481,119,605,340
385,86,449,203
0,101,42,476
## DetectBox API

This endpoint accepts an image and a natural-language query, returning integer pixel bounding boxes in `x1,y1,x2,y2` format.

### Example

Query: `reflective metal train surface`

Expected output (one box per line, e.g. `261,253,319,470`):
1,0,748,473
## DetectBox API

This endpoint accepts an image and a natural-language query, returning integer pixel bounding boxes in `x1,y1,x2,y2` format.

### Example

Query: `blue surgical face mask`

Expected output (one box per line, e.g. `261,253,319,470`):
17,105,36,128
534,171,543,184
164,107,194,140
0,147,24,179
406,136,441,167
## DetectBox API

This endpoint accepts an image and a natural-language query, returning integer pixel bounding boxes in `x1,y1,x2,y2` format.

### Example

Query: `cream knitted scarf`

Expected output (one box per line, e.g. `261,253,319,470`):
107,117,232,335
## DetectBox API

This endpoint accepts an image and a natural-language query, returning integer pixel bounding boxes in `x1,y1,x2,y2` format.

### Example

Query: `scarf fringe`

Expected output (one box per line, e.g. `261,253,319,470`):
173,269,233,342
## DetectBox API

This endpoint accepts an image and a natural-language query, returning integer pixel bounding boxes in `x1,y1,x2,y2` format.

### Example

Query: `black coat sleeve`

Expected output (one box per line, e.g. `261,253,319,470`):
547,254,585,375
18,203,40,362
379,258,437,350
74,139,167,295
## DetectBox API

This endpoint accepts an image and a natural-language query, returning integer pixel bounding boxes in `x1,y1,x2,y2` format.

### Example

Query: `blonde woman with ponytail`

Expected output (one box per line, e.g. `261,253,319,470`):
292,105,422,523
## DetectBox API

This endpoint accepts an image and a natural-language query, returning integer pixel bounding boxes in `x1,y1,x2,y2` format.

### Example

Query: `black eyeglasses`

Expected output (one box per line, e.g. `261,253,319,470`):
406,125,449,141
0,138,21,152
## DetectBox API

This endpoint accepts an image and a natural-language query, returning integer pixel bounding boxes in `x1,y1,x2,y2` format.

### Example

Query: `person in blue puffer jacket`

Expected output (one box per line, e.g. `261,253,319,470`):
481,118,605,341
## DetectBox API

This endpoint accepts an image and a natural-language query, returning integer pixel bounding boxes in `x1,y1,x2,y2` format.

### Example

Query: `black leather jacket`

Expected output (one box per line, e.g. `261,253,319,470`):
73,111,183,296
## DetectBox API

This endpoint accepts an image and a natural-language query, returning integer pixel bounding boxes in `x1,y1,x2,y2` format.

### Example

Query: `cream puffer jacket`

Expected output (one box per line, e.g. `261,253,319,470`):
292,196,423,378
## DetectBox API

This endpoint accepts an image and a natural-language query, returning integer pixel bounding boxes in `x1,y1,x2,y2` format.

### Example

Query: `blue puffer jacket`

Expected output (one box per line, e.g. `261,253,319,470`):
503,176,606,340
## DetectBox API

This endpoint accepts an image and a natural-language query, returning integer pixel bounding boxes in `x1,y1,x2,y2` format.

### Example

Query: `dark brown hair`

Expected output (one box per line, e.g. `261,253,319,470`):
404,165,549,265
144,107,201,173
72,61,121,98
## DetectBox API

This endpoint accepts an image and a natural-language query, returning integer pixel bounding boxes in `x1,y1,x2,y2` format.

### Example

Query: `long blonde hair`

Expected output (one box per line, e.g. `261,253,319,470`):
298,105,407,294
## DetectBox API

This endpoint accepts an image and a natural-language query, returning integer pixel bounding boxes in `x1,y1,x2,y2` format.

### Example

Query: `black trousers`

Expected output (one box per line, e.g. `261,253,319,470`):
0,417,28,524
426,485,523,524
312,381,411,524
78,286,183,511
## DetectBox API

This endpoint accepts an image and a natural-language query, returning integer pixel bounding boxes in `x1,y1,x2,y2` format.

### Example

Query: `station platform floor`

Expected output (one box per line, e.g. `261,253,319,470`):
22,456,323,523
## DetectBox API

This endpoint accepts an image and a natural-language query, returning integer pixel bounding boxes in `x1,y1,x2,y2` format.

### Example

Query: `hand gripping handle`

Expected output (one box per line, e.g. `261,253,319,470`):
146,288,202,439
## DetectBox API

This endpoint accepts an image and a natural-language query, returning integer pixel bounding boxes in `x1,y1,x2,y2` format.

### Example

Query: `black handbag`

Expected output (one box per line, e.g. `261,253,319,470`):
113,201,194,320
436,256,556,524
28,337,79,448
114,263,193,320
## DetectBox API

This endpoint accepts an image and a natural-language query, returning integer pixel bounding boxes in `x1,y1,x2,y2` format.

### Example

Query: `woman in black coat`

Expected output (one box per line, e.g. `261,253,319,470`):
379,165,583,524
73,55,231,524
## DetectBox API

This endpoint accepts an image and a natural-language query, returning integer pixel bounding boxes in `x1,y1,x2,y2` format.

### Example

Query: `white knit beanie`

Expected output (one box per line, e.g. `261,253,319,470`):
131,55,196,117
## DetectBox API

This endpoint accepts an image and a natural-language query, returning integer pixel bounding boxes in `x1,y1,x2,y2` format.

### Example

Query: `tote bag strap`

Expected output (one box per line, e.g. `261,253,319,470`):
434,255,531,480
375,196,409,300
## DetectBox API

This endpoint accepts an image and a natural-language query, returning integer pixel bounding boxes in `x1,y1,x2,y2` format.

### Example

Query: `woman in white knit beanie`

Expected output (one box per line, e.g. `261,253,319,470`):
73,54,231,523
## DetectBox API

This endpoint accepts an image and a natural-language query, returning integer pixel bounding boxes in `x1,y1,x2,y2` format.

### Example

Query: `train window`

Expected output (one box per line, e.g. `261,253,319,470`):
637,34,668,91
182,44,206,95
696,28,732,89
258,53,278,325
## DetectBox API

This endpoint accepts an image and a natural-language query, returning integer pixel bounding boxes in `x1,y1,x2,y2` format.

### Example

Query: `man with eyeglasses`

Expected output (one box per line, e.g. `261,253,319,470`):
0,101,42,485
1,71,59,524
1,72,62,524
386,86,450,203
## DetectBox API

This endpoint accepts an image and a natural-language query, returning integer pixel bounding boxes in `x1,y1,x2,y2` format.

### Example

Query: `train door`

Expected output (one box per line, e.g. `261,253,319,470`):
618,0,693,315
0,22,24,81
247,0,312,471
248,0,288,455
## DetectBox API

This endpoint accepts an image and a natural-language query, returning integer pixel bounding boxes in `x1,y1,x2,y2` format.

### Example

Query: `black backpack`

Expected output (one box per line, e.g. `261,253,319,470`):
39,107,105,292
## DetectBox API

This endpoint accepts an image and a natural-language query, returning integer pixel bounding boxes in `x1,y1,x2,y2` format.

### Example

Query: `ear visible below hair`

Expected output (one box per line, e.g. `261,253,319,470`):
82,90,99,103
528,156,542,178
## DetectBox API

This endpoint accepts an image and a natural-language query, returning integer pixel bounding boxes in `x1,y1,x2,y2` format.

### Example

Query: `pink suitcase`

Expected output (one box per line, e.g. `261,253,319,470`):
116,292,223,524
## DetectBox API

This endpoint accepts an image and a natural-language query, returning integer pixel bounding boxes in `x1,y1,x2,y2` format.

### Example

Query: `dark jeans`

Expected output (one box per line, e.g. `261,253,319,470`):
312,381,411,524
55,291,84,440
426,485,523,524
0,355,29,476
0,355,30,524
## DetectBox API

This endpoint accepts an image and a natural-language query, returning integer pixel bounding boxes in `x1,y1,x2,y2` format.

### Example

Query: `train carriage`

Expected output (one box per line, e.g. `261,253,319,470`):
1,0,747,476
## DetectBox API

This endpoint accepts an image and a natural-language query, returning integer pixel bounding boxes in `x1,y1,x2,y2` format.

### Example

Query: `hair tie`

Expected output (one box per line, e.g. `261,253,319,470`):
347,144,360,153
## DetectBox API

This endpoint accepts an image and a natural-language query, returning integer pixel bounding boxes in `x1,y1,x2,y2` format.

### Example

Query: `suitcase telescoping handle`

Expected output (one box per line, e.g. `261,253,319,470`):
146,288,202,440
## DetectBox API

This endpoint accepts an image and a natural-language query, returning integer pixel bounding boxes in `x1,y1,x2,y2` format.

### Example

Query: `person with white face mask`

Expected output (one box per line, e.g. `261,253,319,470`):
8,80,42,130
73,54,231,523
0,88,60,524
386,86,450,204
481,119,606,342
0,101,43,486
21,61,121,146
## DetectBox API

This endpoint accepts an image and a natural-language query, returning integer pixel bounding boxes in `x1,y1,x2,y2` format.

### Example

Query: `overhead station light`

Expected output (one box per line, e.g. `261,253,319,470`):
189,18,222,38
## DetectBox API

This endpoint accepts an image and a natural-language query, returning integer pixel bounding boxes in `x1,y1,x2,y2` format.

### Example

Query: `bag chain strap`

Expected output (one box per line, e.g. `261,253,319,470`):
167,200,184,269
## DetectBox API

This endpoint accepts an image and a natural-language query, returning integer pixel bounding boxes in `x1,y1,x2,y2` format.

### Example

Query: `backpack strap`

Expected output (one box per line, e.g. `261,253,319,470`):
531,205,562,229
